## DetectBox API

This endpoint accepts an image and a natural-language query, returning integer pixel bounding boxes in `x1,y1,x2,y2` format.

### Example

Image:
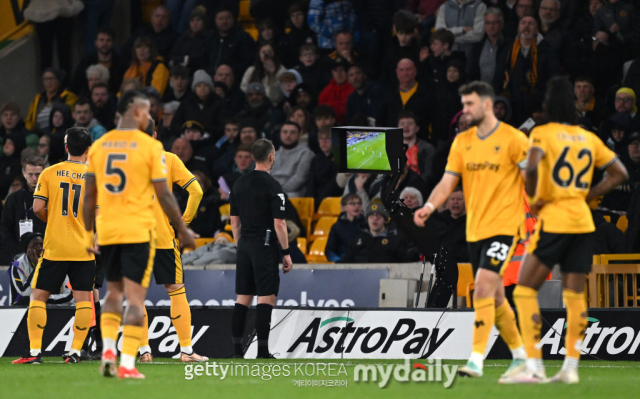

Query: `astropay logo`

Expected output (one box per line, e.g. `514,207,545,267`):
287,317,454,357
540,317,640,356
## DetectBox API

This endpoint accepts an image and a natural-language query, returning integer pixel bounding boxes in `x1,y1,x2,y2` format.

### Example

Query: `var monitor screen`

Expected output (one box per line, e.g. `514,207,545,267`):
335,127,403,174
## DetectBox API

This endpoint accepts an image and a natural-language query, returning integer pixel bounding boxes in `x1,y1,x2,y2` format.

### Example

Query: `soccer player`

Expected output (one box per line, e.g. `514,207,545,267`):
137,118,208,363
414,81,528,379
13,127,94,364
505,77,628,384
83,90,196,379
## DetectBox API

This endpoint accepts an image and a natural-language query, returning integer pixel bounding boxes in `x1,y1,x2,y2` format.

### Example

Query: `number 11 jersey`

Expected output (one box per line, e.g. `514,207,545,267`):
34,161,94,261
529,122,617,233
86,129,167,246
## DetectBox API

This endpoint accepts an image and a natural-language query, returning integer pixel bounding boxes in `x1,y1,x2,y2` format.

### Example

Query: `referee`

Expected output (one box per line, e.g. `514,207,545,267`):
230,139,293,359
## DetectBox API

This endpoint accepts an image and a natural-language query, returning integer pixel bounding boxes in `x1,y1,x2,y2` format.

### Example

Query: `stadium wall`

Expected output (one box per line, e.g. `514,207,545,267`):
1,307,639,361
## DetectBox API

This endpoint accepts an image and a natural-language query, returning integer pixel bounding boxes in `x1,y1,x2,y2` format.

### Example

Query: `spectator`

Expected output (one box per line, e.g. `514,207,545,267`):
592,210,627,255
398,111,436,182
386,58,439,141
342,173,383,210
399,186,424,210
213,64,247,116
89,83,117,131
0,135,26,200
123,36,170,97
0,156,46,260
143,86,163,123
405,0,447,32
219,144,255,201
292,83,319,113
436,59,465,131
236,82,285,135
313,105,337,131
186,167,222,238
171,70,228,140
0,103,37,146
613,87,639,127
277,69,303,115
25,68,78,132
282,2,317,67
288,106,314,148
382,11,421,86
325,193,365,262
170,137,208,173
294,44,331,95
564,0,603,79
158,101,181,143
270,122,315,197
124,5,178,62
340,202,419,263
538,0,565,64
307,126,341,205
84,64,111,97
601,130,640,213
504,0,536,38
207,6,256,79
575,75,606,130
498,16,555,125
169,6,211,74
241,43,287,105
308,0,360,51
600,112,632,156
424,187,469,262
41,103,73,165
467,7,510,86
324,30,362,66
493,96,513,123
72,27,125,95
211,118,241,178
238,118,260,146
37,135,51,167
435,0,487,56
72,99,107,142
419,29,466,85
593,0,637,58
346,64,385,126
318,57,354,125
181,120,214,161
163,65,191,104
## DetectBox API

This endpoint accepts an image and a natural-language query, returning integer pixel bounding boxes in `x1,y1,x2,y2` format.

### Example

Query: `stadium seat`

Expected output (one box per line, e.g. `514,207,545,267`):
457,263,475,308
311,216,338,241
238,0,259,40
297,237,307,255
314,197,342,220
219,204,231,222
195,237,214,248
290,197,315,238
306,236,328,263
617,215,629,233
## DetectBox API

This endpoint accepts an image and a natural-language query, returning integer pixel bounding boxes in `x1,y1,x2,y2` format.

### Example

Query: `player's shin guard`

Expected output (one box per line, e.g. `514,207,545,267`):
27,300,47,355
495,300,525,357
121,325,143,369
470,297,495,367
169,287,192,351
232,303,249,356
513,285,542,360
563,289,587,369
138,305,150,352
101,312,122,354
256,304,273,358
71,301,93,354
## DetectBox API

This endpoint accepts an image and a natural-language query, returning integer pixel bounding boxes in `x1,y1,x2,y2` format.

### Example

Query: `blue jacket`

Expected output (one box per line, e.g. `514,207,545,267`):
308,0,360,49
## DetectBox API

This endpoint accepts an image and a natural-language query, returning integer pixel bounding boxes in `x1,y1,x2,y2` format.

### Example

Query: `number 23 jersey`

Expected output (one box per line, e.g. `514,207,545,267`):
87,129,167,245
530,122,617,233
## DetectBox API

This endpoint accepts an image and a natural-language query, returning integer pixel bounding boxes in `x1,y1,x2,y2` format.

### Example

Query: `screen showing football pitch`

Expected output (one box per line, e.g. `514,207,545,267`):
346,131,392,171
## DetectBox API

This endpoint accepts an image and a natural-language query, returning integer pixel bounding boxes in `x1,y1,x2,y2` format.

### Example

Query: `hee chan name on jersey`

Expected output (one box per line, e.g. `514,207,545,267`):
55,170,86,180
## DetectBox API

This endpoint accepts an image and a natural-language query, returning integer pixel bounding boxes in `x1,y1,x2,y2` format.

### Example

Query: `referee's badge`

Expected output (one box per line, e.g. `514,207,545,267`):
382,239,388,245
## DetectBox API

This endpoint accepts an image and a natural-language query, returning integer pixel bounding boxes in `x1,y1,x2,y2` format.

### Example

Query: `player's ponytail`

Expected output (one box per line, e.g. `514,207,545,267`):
543,76,579,125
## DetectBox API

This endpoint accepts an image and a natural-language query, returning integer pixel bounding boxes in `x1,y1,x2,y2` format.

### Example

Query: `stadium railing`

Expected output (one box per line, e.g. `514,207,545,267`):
588,254,640,308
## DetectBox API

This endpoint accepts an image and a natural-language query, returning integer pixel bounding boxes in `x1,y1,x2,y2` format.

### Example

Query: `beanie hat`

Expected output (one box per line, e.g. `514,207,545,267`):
191,69,214,91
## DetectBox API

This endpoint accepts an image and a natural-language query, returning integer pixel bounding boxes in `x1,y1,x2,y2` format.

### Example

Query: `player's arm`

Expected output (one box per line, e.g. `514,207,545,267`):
32,198,47,223
153,180,197,249
182,179,203,224
525,147,544,198
230,216,241,244
82,173,99,253
586,158,629,203
273,217,293,273
414,173,460,227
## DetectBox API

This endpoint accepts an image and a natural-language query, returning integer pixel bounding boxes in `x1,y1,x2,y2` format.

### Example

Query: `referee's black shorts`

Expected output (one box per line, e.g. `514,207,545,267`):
235,237,280,296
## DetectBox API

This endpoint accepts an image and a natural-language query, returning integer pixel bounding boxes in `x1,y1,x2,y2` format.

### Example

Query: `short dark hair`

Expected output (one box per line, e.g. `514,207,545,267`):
458,81,495,100
430,29,455,48
0,102,20,115
74,98,91,110
341,193,361,206
235,143,252,154
544,76,579,124
251,139,275,163
393,12,415,34
225,117,240,127
96,26,115,40
23,155,44,169
397,110,419,125
313,105,336,119
574,75,594,87
334,30,353,41
170,64,190,78
117,90,148,115
299,43,317,55
65,127,92,156
282,121,301,133
90,82,108,92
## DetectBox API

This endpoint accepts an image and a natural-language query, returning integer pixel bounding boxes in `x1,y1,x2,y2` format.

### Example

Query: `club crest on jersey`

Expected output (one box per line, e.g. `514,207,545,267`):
382,239,388,245
494,145,500,154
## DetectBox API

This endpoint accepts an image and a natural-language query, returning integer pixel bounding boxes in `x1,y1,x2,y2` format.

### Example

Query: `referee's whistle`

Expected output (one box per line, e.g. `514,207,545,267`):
265,229,271,246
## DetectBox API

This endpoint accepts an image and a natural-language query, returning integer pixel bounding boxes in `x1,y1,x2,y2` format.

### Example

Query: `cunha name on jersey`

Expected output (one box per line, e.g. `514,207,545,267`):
55,170,86,180
101,140,138,149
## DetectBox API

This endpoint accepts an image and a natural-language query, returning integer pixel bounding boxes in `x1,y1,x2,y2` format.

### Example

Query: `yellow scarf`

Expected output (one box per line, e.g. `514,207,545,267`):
504,38,538,92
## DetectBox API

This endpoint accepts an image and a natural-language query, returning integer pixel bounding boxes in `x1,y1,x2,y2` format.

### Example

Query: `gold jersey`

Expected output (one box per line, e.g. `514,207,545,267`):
445,121,529,242
33,161,94,261
529,122,617,233
86,129,167,245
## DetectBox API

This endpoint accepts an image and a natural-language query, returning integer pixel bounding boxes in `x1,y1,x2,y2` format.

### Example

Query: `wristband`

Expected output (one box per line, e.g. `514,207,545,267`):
526,195,536,205
282,247,291,256
425,202,435,212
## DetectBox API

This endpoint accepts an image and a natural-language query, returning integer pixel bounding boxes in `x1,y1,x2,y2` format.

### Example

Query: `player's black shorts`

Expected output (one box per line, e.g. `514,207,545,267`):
154,241,183,285
528,222,594,273
100,240,156,288
468,235,518,274
94,254,105,289
236,237,280,296
32,258,95,293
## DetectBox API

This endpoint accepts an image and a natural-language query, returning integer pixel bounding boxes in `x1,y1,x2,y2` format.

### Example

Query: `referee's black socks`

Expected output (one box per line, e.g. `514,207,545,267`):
232,303,249,356
256,303,273,358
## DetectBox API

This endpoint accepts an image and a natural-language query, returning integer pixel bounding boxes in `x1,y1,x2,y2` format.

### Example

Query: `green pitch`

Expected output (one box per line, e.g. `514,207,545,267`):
1,358,638,399
347,135,391,171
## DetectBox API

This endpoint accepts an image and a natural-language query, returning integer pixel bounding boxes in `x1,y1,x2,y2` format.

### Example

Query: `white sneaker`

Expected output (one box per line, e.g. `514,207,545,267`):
499,358,526,380
458,360,483,377
499,366,546,384
545,368,579,384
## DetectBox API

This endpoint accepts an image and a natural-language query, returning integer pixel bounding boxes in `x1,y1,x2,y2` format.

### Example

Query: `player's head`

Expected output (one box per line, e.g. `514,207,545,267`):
251,139,275,169
543,76,578,125
458,81,495,126
64,127,92,158
117,90,150,131
144,117,156,138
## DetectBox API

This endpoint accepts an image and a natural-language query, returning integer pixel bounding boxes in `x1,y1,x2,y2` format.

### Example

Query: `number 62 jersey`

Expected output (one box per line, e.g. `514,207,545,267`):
86,129,167,246
529,122,617,234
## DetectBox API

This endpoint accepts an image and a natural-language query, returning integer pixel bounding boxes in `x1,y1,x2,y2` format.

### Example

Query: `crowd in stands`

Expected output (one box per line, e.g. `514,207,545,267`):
2,0,640,265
